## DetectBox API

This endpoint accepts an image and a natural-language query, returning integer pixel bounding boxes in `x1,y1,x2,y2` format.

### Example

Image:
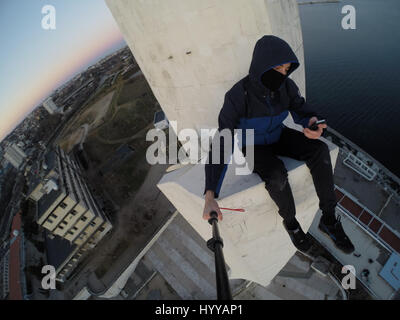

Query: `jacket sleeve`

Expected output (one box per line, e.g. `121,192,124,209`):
286,78,321,128
204,91,241,199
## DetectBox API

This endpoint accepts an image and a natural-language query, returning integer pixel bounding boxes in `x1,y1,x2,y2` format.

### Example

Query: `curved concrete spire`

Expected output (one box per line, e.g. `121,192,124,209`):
105,0,338,288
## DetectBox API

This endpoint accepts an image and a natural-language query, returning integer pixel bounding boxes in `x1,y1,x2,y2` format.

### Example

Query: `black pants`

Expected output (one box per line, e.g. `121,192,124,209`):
243,126,337,227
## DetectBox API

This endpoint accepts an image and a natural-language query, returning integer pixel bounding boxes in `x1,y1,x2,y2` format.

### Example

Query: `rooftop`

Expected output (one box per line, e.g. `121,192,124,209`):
333,148,400,253
37,186,64,220
26,149,59,198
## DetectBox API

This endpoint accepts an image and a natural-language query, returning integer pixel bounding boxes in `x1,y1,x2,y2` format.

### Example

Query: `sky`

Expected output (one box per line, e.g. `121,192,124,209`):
0,0,126,141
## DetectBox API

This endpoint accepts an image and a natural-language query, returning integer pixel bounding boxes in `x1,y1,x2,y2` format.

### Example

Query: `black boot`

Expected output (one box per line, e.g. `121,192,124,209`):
283,221,312,253
318,215,355,254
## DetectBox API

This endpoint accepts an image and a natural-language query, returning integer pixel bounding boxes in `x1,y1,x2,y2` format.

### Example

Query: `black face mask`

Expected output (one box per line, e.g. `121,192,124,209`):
261,68,287,91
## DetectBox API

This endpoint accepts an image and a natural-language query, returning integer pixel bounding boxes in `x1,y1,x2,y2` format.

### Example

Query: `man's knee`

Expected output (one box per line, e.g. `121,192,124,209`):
264,169,289,192
319,141,330,158
309,140,331,166
311,139,327,152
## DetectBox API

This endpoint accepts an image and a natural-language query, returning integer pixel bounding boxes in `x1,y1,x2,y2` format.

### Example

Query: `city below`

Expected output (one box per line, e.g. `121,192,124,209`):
1,9,399,300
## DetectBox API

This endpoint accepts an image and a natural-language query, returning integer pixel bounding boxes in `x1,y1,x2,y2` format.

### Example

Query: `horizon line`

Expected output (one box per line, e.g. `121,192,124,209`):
0,39,127,143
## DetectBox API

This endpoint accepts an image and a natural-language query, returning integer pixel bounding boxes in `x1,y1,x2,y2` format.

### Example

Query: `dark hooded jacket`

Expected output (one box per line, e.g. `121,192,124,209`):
204,35,320,198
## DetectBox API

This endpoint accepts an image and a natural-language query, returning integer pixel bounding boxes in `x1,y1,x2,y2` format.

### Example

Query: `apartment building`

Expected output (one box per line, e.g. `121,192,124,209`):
30,147,112,282
4,143,26,170
27,151,59,201
43,97,61,115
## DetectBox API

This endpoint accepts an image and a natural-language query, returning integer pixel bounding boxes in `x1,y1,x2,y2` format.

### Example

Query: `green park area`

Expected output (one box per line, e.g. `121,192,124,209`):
58,74,161,206
56,72,175,284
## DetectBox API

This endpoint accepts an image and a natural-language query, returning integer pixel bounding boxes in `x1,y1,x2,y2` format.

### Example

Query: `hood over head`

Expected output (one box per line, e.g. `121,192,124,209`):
249,35,300,92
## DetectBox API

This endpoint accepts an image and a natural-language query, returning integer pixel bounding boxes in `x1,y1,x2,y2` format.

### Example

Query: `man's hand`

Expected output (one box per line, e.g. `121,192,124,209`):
303,116,327,139
203,190,223,221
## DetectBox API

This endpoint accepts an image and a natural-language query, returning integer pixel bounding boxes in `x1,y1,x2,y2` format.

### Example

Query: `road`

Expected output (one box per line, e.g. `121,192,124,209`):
0,171,24,243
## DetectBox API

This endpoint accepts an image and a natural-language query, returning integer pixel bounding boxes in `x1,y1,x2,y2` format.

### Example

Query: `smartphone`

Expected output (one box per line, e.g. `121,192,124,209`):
309,119,326,131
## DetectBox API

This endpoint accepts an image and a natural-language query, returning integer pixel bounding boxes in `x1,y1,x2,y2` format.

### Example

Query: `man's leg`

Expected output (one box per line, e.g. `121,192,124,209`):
243,144,312,252
272,127,354,253
246,144,298,229
272,127,337,224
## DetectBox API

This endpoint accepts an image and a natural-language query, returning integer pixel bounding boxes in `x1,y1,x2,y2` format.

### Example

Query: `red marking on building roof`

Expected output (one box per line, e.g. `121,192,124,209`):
369,219,383,234
8,212,22,300
359,210,373,226
379,227,400,253
335,186,400,255
334,189,344,201
339,196,363,218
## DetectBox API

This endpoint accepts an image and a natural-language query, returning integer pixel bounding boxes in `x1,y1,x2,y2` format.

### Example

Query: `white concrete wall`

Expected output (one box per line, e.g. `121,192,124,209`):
105,0,336,288
97,211,178,298
74,211,178,299
157,142,338,286
105,0,305,139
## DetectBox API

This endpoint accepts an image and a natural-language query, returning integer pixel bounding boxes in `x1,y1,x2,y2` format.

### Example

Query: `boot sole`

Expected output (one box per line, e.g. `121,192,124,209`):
318,225,354,254
283,222,312,253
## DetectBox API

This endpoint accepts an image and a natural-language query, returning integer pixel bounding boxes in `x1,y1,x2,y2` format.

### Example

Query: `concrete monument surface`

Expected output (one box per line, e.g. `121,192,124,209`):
106,0,339,286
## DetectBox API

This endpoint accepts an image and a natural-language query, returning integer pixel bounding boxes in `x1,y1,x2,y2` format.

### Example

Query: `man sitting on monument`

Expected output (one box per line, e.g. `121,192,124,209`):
202,35,354,254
